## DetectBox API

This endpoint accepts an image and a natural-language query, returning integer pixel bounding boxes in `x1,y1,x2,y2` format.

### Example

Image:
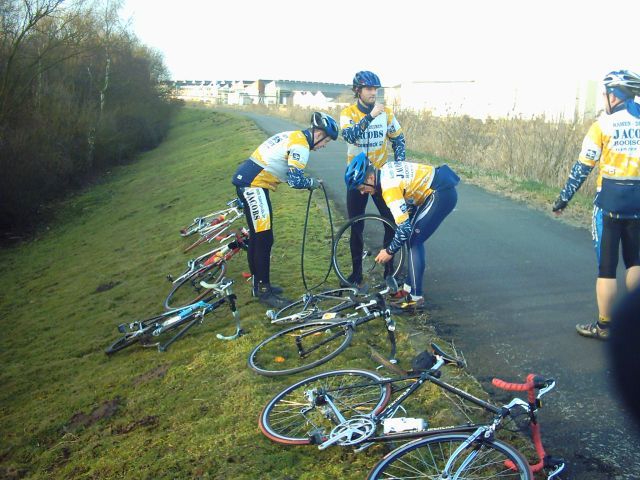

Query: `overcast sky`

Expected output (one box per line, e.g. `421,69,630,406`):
121,0,640,87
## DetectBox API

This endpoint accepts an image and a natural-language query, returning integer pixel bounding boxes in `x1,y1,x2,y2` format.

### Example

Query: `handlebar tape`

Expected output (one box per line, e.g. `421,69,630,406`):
492,374,547,402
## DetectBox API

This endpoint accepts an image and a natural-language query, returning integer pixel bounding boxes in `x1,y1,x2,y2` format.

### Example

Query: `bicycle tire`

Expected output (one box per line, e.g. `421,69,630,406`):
247,321,353,376
105,333,147,355
260,369,391,445
367,433,533,480
164,262,225,310
332,214,405,288
271,287,359,324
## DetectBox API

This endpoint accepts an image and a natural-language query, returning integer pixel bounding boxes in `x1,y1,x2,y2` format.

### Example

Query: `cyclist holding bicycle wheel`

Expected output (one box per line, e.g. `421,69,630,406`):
345,155,459,311
340,71,406,288
232,112,339,308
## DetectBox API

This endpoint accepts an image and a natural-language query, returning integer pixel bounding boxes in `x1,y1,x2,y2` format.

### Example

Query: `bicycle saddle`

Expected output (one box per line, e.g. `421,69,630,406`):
410,351,436,372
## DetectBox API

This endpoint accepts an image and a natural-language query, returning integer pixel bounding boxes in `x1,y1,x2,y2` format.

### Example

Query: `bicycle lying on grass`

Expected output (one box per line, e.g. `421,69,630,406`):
165,228,249,310
259,343,566,480
180,198,245,253
105,278,243,355
248,287,397,377
265,277,400,326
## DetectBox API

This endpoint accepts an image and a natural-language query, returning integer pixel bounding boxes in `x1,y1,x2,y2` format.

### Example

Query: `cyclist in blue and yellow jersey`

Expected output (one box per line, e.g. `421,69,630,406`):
340,70,406,287
232,112,339,308
345,154,459,311
553,70,640,340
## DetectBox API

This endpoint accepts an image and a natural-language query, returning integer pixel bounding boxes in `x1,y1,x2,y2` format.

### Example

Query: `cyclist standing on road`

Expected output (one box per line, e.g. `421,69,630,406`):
553,69,640,340
232,112,339,309
340,70,406,288
345,155,459,311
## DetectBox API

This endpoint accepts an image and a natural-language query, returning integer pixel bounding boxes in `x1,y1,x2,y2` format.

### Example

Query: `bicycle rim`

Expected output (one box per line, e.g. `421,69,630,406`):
272,288,358,324
260,369,391,445
248,321,353,376
332,214,405,288
367,433,532,480
164,263,224,310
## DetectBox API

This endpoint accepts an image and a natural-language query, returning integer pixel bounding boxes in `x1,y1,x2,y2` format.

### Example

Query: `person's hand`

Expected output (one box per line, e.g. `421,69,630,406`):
552,196,568,215
375,248,393,264
371,103,385,118
308,178,323,191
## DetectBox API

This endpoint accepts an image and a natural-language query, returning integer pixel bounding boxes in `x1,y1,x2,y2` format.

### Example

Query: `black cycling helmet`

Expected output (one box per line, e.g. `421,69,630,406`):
310,111,339,141
352,71,381,92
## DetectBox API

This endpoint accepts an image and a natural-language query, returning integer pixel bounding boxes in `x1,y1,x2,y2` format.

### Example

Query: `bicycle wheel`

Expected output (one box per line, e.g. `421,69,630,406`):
164,262,225,310
332,214,405,288
105,333,147,355
248,321,353,376
270,287,359,324
368,433,532,480
260,369,391,445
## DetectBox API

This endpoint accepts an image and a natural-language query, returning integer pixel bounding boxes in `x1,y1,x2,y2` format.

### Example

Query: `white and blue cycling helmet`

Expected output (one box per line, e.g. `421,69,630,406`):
603,70,640,97
311,111,339,141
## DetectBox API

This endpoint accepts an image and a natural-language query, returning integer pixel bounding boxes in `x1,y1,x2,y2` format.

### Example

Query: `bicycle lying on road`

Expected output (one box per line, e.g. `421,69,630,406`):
180,198,245,253
259,343,566,480
105,278,243,355
248,288,397,377
165,228,249,310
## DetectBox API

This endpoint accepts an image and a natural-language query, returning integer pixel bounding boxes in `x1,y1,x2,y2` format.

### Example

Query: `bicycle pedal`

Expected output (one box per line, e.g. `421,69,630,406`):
166,274,173,282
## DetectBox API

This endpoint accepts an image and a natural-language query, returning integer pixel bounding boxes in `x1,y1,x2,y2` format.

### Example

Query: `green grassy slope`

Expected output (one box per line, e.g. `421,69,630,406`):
0,107,522,480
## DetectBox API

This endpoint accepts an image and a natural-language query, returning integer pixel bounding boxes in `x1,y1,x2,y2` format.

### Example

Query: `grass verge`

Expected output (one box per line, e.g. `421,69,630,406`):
1,106,539,479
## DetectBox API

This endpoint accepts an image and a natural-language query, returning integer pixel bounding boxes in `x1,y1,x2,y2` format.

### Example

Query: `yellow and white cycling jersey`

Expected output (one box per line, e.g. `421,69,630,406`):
340,105,403,169
379,161,436,224
579,108,640,189
236,131,310,191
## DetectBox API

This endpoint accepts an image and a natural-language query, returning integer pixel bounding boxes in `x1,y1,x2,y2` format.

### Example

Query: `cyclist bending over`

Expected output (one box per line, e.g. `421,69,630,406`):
553,69,640,340
340,70,406,287
232,112,339,308
345,154,459,311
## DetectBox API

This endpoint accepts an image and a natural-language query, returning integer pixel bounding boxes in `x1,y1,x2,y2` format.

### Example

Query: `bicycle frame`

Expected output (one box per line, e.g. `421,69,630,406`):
169,228,249,285
114,279,243,353
311,355,564,477
180,198,243,237
266,280,398,325
293,295,397,363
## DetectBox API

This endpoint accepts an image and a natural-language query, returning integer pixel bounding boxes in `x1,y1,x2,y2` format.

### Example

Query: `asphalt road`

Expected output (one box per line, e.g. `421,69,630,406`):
238,110,640,479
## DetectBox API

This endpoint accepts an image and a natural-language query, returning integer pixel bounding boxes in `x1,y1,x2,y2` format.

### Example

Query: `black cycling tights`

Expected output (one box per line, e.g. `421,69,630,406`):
236,186,274,285
598,215,640,278
346,188,395,282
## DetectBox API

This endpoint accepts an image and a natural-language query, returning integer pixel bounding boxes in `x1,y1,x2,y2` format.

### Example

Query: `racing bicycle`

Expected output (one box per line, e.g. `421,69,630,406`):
247,291,397,377
105,278,243,355
165,228,248,310
259,343,566,480
264,276,399,325
181,198,245,253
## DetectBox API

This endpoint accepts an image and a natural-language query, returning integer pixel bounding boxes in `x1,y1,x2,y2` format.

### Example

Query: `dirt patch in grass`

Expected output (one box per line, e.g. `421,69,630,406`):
94,280,121,293
132,364,170,386
111,415,159,435
64,398,122,432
